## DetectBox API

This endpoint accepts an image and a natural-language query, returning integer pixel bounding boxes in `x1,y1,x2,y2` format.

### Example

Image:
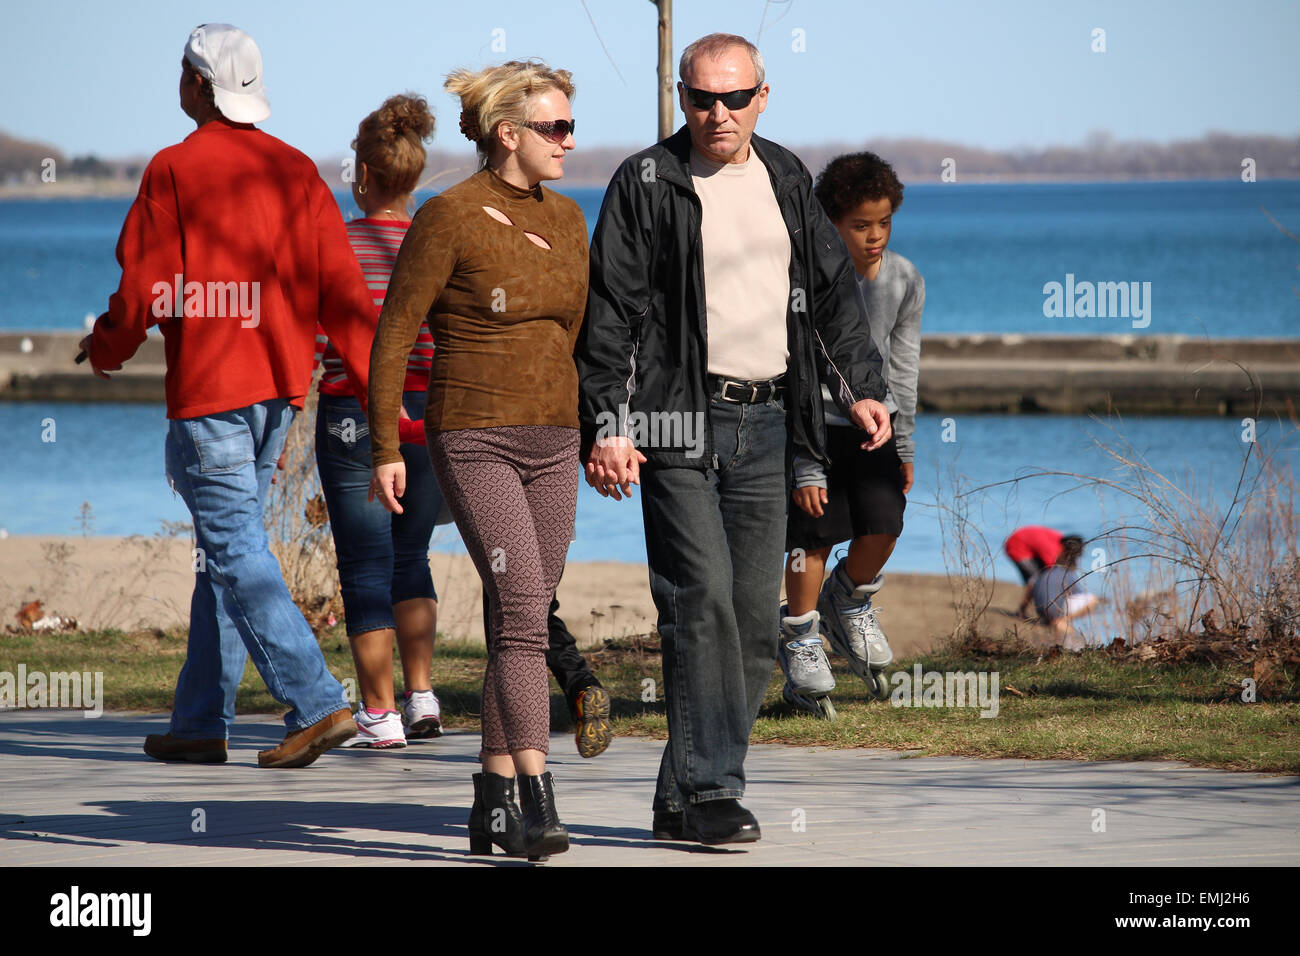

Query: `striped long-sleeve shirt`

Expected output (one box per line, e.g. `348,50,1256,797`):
315,218,434,396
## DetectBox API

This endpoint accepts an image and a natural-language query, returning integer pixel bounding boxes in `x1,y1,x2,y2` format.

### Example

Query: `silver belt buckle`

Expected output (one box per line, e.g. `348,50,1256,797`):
722,374,754,403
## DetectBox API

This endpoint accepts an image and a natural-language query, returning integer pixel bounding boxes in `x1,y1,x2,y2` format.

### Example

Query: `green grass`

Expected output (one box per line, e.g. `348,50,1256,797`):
3,627,1296,773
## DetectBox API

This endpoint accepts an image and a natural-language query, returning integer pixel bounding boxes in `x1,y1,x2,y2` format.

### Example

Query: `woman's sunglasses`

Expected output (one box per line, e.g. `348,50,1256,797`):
522,119,576,143
681,84,762,111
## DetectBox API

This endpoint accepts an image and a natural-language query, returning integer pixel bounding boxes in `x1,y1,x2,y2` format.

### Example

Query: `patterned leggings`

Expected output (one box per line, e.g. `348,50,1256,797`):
426,426,579,756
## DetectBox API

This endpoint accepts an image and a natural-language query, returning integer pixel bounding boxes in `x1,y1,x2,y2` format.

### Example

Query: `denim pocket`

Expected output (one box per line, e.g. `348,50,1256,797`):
190,420,255,474
324,402,372,465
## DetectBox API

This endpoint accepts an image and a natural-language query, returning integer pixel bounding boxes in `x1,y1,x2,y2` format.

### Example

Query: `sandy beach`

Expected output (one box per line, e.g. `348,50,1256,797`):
0,534,1036,655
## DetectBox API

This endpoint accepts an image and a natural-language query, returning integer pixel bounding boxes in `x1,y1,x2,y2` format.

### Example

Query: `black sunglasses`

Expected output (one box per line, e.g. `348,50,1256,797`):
522,119,576,143
681,84,762,111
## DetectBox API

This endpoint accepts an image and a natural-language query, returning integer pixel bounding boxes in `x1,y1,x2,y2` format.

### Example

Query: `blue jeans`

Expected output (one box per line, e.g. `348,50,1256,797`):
164,399,348,738
641,394,788,811
314,392,441,636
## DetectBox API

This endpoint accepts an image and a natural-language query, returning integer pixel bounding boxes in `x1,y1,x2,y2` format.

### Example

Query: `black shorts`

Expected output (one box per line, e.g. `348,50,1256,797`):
786,423,906,552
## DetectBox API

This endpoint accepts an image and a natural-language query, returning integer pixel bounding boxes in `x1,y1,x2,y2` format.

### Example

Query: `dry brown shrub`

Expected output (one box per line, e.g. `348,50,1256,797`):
263,389,341,634
934,463,997,644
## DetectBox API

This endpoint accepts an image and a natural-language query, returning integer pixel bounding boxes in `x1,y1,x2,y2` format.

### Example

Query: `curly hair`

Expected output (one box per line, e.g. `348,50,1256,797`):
813,151,904,222
1058,535,1085,568
444,60,575,164
352,93,435,196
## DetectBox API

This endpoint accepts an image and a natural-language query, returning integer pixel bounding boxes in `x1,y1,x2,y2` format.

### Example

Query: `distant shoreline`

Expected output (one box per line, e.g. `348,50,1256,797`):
7,128,1297,198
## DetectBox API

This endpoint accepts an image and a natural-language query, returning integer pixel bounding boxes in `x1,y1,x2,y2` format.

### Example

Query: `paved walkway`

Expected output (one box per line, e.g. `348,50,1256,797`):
2,711,1297,866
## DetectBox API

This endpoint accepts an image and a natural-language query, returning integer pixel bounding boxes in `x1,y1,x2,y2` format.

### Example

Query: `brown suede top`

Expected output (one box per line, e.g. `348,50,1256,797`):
368,167,589,465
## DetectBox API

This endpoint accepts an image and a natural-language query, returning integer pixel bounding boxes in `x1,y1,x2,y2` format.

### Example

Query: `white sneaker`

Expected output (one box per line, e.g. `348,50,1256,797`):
402,690,443,739
349,706,407,748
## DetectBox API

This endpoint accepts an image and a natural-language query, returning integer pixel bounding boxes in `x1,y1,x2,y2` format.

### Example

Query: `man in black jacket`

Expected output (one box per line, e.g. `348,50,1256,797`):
576,32,891,845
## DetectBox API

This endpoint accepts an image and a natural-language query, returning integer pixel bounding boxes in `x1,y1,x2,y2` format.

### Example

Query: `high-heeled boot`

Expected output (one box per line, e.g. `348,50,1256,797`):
467,771,526,856
516,771,569,861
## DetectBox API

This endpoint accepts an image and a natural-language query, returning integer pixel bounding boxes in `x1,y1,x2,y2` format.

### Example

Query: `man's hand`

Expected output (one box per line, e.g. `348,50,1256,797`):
371,462,407,515
849,398,891,451
900,461,914,494
76,335,113,380
584,435,648,501
793,485,827,518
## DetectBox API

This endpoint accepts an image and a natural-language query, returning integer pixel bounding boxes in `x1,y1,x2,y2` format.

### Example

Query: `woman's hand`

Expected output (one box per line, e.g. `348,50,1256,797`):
370,462,407,514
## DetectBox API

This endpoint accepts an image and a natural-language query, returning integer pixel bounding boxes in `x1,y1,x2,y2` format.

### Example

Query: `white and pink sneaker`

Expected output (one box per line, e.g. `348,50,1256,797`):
348,706,407,748
403,690,443,739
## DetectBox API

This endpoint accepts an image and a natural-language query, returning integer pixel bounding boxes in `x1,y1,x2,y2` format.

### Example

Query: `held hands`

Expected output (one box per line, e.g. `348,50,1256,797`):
584,435,648,501
849,398,892,451
371,462,407,514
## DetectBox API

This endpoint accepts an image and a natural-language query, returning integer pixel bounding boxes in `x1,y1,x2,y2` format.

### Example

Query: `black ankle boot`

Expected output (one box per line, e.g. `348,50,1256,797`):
516,771,570,861
468,771,526,856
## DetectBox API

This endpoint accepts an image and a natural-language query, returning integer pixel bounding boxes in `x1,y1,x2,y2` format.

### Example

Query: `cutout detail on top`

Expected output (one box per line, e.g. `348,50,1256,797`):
481,205,550,251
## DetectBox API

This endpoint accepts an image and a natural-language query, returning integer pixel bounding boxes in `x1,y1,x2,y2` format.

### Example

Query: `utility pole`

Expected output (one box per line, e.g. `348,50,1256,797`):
654,0,673,140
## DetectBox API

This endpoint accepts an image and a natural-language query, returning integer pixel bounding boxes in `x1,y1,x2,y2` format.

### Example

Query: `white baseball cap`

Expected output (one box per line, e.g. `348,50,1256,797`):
183,23,270,124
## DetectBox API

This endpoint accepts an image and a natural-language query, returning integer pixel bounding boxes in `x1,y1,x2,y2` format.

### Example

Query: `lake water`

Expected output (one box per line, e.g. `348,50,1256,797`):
2,179,1298,336
2,401,1294,584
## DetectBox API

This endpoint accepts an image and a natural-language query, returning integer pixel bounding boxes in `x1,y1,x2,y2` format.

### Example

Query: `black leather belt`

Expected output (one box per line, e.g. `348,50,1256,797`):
709,374,786,404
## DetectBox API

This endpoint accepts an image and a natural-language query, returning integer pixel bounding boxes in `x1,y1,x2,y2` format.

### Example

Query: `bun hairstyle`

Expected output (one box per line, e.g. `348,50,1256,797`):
352,93,435,196
444,60,575,164
1058,534,1085,568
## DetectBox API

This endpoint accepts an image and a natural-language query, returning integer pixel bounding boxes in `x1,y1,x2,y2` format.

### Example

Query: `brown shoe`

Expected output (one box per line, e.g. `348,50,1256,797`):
144,733,227,764
257,708,357,768
574,685,612,758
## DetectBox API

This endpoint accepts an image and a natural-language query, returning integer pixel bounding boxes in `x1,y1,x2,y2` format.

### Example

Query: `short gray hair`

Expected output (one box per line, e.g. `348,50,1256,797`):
678,33,764,87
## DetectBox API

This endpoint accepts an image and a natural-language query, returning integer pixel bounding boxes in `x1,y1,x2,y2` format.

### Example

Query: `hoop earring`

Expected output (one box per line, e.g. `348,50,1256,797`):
358,184,367,195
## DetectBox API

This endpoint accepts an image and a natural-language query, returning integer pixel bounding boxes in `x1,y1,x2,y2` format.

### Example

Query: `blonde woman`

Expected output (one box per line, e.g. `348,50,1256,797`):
368,60,586,860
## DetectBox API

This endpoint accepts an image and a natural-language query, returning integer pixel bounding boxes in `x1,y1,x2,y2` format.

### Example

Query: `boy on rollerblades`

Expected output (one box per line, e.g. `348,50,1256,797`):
780,151,925,716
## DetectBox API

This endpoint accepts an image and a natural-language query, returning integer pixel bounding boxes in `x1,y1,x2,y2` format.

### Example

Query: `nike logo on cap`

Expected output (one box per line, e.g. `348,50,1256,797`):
241,76,256,87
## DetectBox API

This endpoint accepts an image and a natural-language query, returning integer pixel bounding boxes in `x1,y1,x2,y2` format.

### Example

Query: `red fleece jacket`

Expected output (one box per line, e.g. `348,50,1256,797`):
89,119,375,419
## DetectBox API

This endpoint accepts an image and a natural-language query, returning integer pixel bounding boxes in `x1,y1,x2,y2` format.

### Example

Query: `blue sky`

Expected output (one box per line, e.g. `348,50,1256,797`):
4,0,1298,158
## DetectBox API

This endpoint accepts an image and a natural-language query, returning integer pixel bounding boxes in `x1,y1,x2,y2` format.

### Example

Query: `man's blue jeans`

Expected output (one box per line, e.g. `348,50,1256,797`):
641,395,788,811
164,399,347,738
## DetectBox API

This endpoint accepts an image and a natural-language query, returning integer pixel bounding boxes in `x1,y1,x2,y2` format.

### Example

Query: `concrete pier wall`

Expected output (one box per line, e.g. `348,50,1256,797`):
2,331,1297,416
